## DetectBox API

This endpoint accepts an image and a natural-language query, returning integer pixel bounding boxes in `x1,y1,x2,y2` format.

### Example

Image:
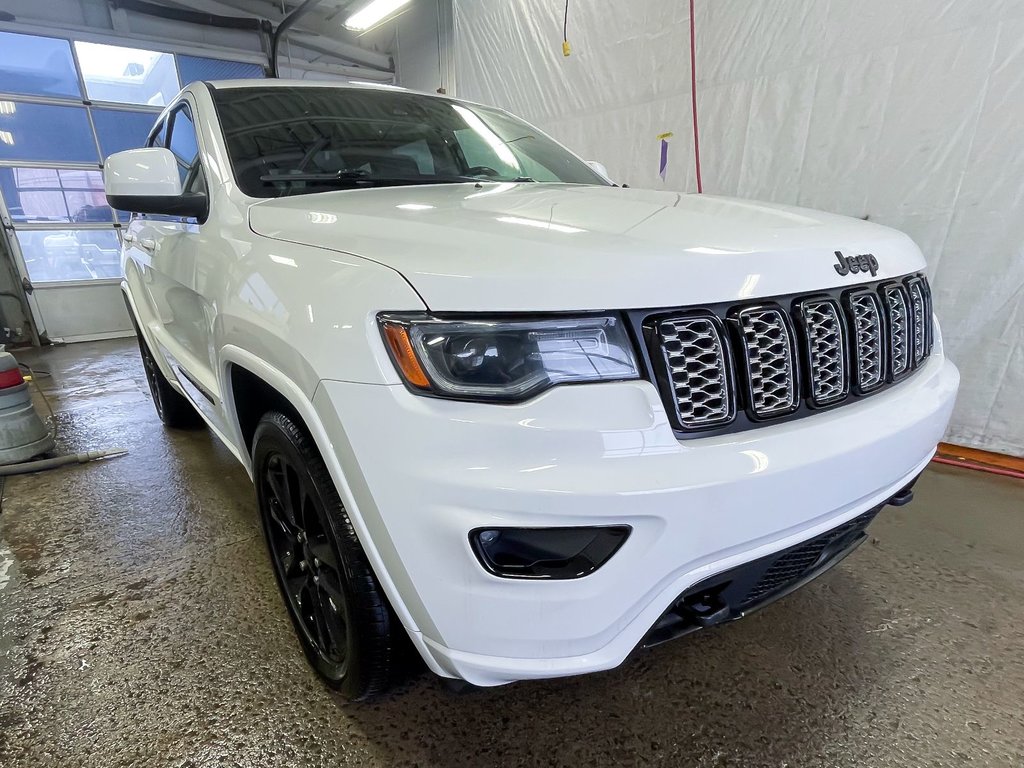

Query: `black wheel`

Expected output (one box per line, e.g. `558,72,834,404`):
253,411,395,700
135,330,203,429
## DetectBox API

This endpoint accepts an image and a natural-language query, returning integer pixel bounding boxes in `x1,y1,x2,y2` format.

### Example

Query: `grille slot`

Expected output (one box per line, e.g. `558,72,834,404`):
736,307,799,417
654,316,734,428
906,277,928,366
918,276,934,354
846,290,885,392
797,298,848,406
883,284,911,378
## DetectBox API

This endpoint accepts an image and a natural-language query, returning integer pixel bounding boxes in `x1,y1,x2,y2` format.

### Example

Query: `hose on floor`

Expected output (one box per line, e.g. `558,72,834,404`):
0,448,128,476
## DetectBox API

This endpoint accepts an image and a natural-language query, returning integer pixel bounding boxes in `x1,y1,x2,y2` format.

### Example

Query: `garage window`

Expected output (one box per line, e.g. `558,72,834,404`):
0,102,98,163
177,55,265,84
15,229,122,282
0,31,81,98
0,168,111,223
74,41,180,107
92,108,161,161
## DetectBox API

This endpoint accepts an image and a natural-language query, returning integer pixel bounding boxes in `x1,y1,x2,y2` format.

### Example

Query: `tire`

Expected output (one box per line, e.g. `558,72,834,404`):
135,328,203,429
252,411,395,700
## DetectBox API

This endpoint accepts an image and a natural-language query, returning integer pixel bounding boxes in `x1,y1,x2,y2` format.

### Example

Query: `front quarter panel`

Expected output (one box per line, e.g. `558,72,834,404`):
217,234,424,395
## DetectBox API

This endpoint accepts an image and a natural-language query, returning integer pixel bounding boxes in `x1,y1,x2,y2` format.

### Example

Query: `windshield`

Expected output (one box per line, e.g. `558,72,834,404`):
211,86,609,198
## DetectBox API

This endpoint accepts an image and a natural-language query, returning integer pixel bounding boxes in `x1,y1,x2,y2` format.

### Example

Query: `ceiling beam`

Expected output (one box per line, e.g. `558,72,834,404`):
288,32,391,71
159,0,392,71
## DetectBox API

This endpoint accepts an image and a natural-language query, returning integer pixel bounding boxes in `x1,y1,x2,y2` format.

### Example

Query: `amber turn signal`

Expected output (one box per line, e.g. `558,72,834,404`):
381,323,431,389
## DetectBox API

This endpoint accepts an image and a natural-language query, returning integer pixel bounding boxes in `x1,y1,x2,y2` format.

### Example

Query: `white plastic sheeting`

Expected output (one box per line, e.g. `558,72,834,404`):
451,0,1024,456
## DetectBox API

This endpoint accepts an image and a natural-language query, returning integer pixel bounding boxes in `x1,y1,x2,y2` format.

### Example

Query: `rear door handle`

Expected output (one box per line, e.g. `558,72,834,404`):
139,238,156,252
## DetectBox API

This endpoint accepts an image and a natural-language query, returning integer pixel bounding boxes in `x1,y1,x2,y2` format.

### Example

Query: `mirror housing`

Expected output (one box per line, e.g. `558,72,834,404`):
104,147,207,222
585,160,612,183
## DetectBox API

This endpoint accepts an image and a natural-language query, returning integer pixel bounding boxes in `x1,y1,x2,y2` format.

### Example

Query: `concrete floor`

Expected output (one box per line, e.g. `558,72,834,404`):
0,338,1022,767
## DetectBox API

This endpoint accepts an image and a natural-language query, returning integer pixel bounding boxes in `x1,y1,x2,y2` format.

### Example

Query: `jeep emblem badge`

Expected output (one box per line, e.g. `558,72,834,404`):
833,250,879,277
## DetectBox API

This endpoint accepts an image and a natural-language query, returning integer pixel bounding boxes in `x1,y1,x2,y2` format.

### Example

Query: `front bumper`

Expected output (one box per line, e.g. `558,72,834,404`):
313,352,959,686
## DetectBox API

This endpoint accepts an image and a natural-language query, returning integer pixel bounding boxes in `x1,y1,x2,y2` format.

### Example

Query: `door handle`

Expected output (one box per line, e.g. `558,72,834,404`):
139,238,156,252
123,233,135,244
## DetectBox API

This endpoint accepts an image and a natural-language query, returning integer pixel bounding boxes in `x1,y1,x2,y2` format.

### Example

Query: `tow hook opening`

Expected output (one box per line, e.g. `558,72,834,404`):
680,589,732,627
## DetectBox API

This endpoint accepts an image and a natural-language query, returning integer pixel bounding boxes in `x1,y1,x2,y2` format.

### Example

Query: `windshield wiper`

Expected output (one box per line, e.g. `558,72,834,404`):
259,170,482,187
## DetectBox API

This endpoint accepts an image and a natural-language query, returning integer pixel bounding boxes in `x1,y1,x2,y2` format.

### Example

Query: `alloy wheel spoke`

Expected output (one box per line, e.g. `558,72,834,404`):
298,491,320,536
305,537,338,571
267,496,295,538
316,566,346,610
266,458,300,531
315,584,347,657
277,544,302,577
299,577,326,648
284,465,304,522
309,583,335,654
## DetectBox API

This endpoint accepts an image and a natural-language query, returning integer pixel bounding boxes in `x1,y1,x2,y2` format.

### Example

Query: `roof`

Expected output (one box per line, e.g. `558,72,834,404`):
206,78,410,93
199,78,484,108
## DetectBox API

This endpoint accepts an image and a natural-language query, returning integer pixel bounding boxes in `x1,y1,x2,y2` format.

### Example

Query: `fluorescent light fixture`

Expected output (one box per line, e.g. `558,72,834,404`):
0,130,14,146
0,101,16,115
345,0,413,30
496,216,584,234
396,203,434,211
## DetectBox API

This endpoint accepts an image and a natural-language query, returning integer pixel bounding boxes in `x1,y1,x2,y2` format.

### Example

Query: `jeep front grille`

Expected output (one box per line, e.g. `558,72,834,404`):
645,274,933,435
654,316,734,428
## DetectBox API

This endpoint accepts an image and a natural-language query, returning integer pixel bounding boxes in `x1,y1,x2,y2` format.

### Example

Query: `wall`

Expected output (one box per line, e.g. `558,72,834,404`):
451,0,1024,457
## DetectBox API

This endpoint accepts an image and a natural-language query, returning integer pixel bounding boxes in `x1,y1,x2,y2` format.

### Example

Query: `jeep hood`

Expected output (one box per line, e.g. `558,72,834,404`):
248,183,925,312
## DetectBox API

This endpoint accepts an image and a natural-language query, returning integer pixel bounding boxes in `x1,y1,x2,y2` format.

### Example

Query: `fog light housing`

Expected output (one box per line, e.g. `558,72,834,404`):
470,525,631,579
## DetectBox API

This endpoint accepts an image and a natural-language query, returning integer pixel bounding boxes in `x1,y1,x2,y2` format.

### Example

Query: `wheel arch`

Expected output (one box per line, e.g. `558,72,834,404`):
219,344,430,644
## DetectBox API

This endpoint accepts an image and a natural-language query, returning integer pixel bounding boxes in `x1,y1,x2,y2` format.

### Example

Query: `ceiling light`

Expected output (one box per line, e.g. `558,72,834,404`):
0,130,14,146
344,0,413,31
0,101,16,115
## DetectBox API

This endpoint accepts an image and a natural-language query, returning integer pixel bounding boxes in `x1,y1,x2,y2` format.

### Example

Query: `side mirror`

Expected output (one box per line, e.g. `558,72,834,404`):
104,148,207,222
585,160,613,183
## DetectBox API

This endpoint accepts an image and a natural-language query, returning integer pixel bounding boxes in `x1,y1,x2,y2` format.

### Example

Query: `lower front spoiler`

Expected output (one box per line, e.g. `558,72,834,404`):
638,478,917,650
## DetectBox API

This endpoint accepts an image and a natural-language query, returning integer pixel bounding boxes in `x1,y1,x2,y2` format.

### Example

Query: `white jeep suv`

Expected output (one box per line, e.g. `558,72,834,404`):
104,80,959,700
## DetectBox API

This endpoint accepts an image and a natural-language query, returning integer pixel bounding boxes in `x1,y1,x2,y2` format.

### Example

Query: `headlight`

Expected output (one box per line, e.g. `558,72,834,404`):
378,313,639,401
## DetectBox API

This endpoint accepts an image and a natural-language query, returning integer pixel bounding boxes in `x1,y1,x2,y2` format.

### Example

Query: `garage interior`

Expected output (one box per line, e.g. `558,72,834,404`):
1,1,1022,766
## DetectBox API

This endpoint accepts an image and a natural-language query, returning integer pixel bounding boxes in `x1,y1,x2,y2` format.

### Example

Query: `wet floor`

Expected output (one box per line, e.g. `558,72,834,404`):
1,338,1022,767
